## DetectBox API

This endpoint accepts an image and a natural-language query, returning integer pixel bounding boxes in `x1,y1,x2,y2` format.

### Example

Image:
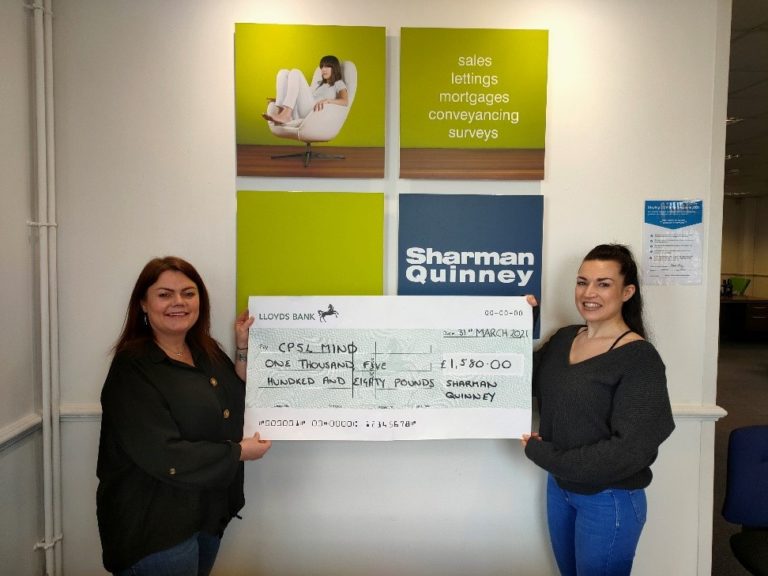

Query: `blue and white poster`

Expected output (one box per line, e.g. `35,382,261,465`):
398,194,543,336
643,200,703,285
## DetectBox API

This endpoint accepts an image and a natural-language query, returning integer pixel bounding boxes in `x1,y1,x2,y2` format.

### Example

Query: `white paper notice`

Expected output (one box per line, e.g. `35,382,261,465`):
244,296,533,441
643,200,703,285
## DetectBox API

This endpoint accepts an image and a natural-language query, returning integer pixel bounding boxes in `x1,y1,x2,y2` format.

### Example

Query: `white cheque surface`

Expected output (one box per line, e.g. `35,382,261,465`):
245,296,532,440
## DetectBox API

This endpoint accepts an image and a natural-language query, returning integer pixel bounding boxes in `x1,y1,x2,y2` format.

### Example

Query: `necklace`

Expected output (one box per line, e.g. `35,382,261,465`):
157,341,186,357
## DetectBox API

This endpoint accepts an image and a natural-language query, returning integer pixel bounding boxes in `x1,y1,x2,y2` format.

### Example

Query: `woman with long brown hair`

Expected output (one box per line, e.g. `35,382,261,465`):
97,256,271,576
522,244,674,576
263,54,349,125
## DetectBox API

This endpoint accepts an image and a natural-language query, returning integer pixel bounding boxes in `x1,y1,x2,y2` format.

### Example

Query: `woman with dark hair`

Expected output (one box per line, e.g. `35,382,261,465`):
96,256,271,576
522,244,674,576
262,55,348,125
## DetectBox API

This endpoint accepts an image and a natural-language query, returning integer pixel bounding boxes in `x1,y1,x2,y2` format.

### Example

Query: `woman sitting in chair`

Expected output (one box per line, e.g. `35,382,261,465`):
263,55,348,126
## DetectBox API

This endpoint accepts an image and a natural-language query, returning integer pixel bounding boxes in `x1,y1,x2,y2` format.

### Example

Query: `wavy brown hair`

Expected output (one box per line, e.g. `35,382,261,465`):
114,256,226,362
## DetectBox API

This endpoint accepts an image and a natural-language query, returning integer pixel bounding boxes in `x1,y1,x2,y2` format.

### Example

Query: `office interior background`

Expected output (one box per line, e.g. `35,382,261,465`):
713,2,768,575
2,0,765,574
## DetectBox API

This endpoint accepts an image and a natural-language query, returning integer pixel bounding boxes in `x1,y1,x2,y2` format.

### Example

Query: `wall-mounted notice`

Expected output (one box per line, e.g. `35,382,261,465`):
244,295,533,441
400,28,548,179
643,200,703,285
398,194,542,337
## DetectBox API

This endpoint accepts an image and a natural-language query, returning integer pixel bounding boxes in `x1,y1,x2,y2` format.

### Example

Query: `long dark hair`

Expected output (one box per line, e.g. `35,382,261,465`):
114,256,226,362
318,55,343,85
582,244,647,339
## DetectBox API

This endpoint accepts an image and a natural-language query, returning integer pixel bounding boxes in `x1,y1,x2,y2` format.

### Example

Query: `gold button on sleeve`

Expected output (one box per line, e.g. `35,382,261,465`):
169,467,176,475
210,377,218,387
223,409,230,419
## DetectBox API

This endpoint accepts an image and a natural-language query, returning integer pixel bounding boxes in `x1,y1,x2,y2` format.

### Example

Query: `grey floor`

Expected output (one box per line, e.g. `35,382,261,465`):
711,340,768,575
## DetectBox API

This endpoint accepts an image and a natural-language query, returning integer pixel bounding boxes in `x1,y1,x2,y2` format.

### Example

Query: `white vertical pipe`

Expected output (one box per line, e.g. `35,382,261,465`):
32,1,55,575
44,0,62,573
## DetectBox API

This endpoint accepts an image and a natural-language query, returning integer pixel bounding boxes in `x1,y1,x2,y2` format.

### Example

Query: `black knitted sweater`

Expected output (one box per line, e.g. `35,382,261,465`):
524,325,675,494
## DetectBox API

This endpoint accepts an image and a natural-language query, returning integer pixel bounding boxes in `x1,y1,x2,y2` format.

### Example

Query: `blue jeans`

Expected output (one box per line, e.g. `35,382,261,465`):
546,474,646,576
113,531,221,576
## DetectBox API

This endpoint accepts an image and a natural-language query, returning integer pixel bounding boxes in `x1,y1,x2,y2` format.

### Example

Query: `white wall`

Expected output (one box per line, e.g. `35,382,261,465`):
53,1,730,575
1,0,38,433
0,0,45,574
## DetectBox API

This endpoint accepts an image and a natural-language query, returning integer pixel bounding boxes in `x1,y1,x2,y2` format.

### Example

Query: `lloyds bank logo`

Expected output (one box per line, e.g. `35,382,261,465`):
318,304,339,323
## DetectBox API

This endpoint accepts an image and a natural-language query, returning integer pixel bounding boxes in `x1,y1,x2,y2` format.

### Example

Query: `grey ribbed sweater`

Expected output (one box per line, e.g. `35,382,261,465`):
524,325,675,494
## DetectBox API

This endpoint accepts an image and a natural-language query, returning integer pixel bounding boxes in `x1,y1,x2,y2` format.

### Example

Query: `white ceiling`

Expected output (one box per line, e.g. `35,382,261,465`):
725,0,768,197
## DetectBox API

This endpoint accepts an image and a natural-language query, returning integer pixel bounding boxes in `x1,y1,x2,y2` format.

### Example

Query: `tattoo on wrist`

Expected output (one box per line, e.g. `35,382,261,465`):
236,349,248,362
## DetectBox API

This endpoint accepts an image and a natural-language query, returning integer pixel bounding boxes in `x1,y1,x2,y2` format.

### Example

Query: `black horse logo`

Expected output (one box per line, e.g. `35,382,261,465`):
318,304,339,323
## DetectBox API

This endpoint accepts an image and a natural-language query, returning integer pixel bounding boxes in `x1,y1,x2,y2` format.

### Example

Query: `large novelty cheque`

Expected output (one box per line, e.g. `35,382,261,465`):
244,295,532,440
